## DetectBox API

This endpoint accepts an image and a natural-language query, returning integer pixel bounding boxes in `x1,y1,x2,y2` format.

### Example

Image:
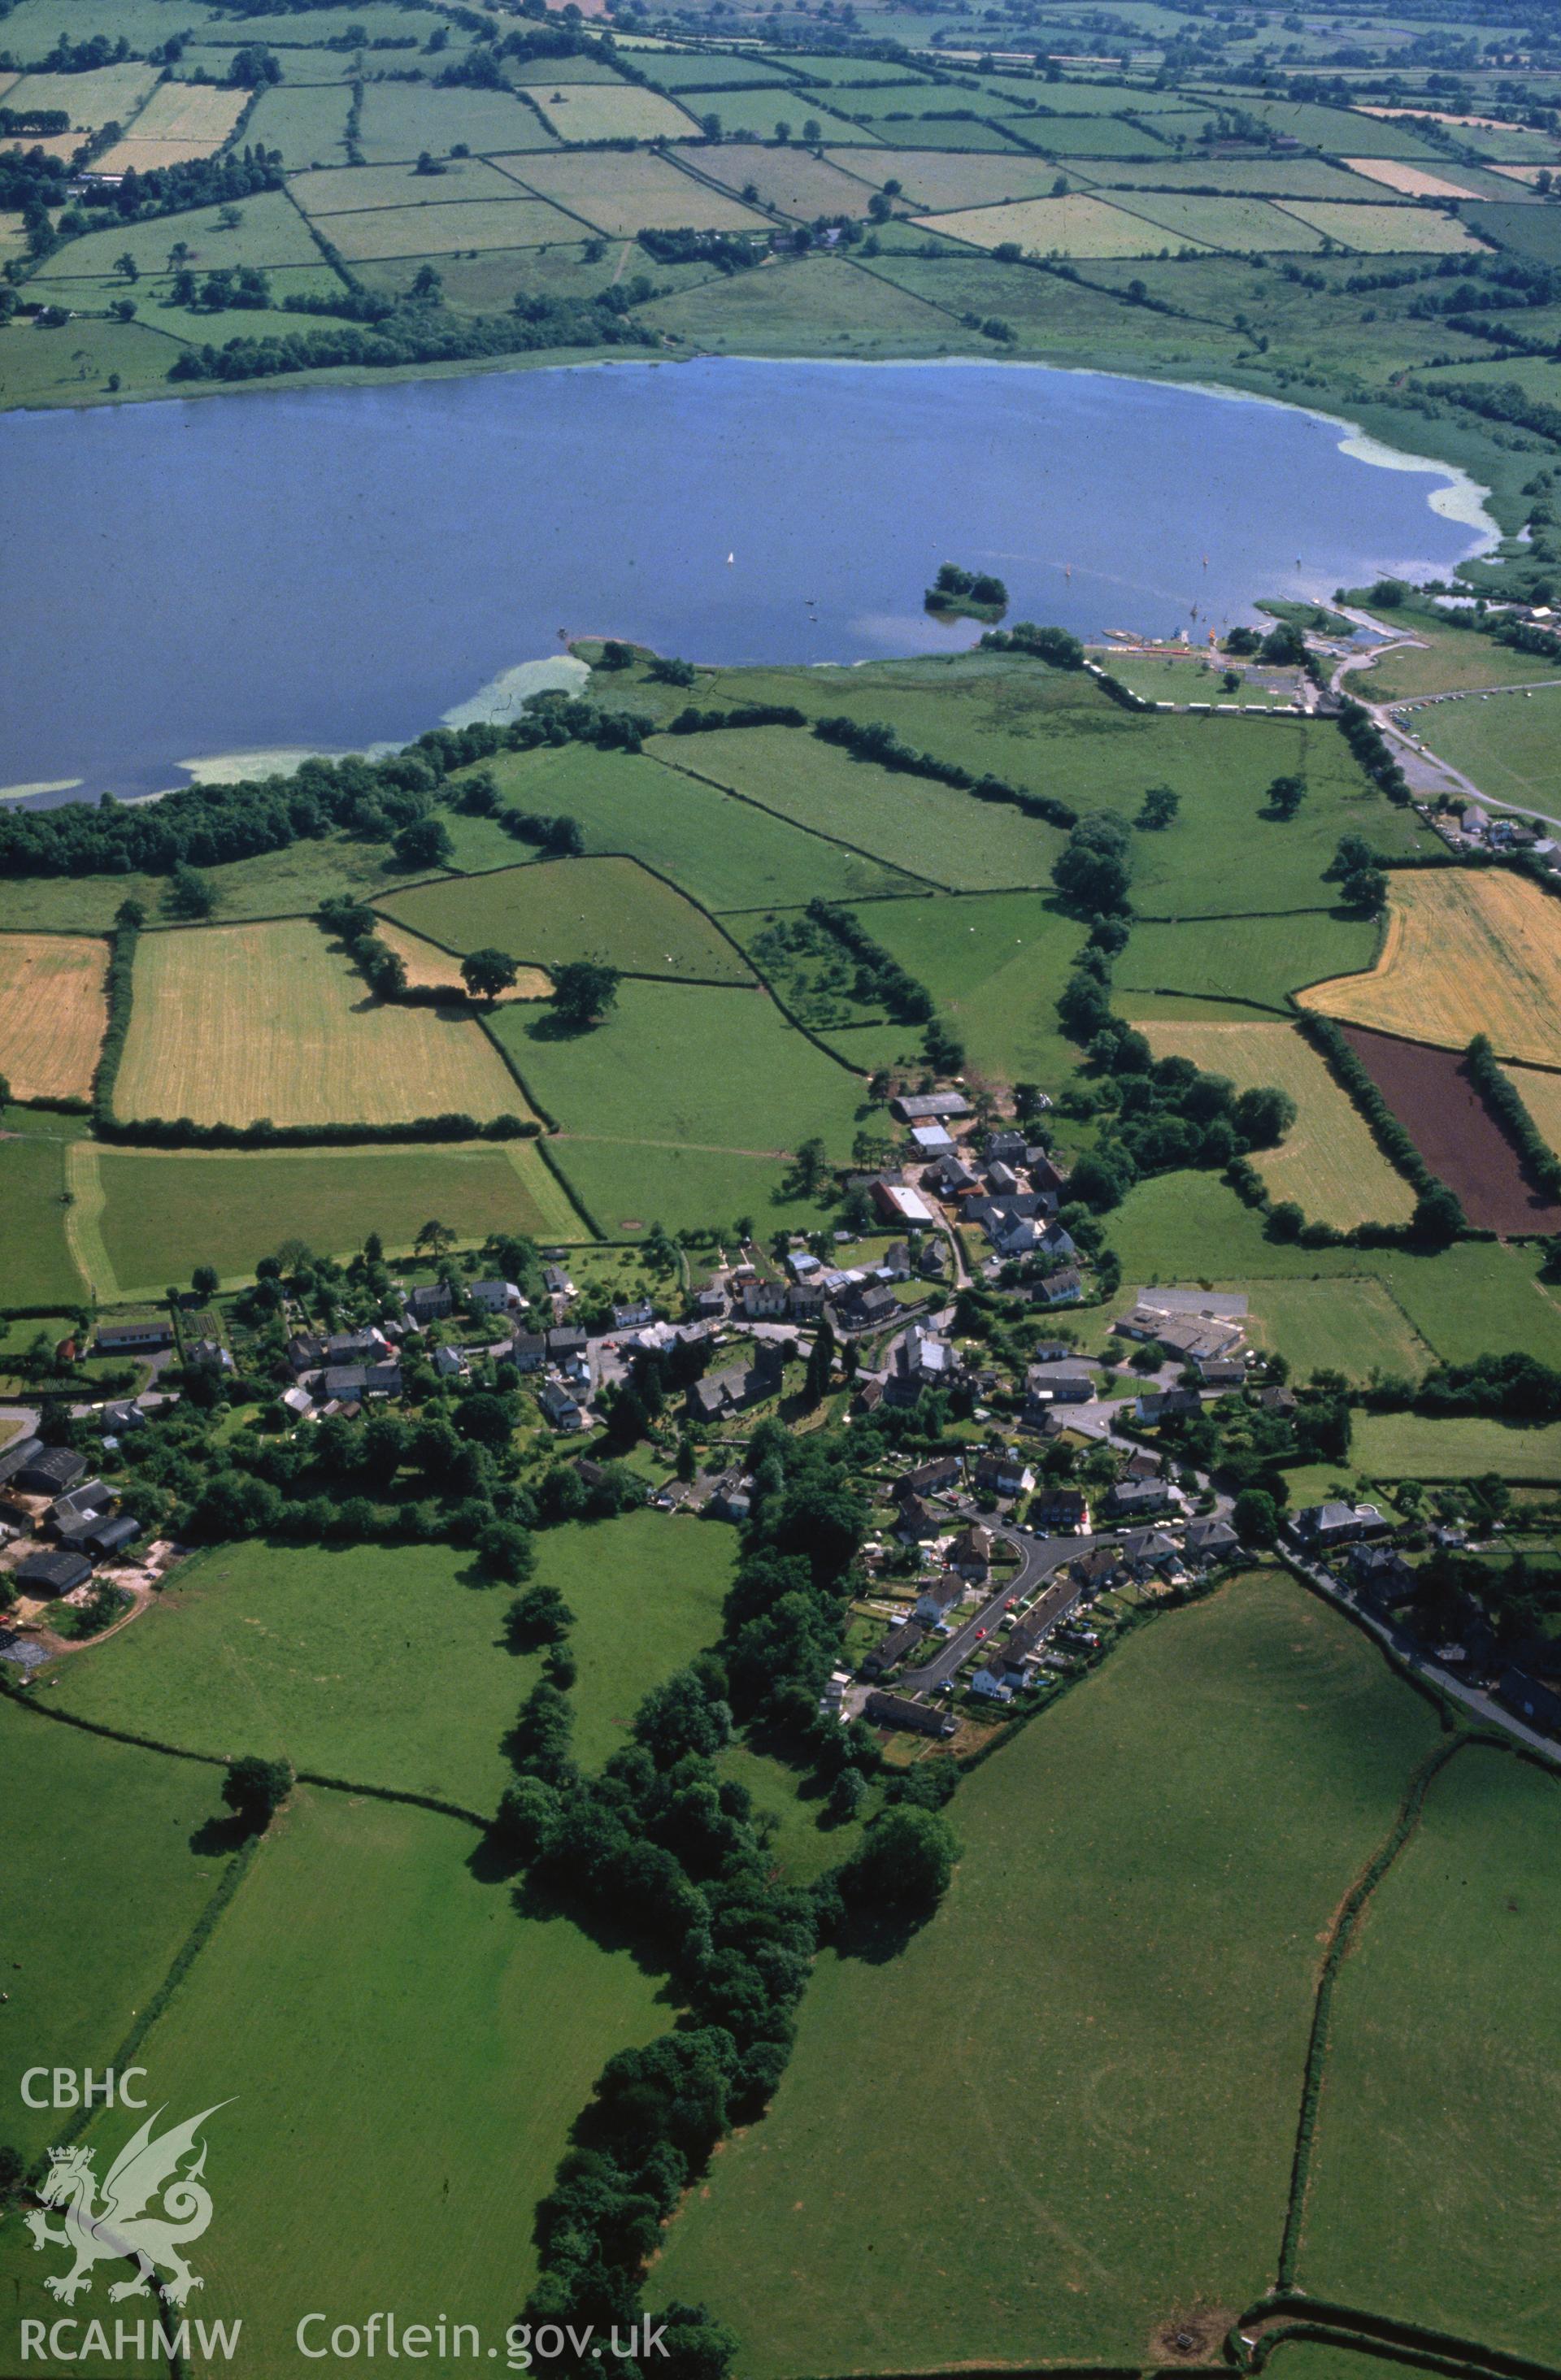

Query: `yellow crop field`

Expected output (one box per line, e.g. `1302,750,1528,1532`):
0,932,107,1101
1137,1018,1416,1228
1341,156,1486,199
1298,870,1561,1069
1503,1065,1561,1157
114,920,525,1129
376,921,550,1004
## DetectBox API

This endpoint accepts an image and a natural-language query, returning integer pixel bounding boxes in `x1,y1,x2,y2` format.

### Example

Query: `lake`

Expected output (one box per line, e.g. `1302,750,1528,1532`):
0,355,1492,802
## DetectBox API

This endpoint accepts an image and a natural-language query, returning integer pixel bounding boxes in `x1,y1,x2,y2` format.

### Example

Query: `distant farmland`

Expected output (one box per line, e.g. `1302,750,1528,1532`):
1299,869,1561,1069
112,920,522,1130
0,932,107,1101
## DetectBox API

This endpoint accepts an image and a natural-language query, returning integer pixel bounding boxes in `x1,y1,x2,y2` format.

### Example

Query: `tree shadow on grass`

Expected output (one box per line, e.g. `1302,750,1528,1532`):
830,1899,939,1967
189,1811,253,1858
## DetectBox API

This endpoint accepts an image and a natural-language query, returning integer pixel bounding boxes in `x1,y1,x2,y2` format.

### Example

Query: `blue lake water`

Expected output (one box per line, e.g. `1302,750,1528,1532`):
0,355,1492,802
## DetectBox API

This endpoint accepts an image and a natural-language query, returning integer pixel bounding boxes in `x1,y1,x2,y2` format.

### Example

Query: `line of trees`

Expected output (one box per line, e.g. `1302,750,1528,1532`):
168,295,657,384
1464,1032,1561,1201
1296,1014,1466,1240
811,712,1078,831
1334,694,1412,807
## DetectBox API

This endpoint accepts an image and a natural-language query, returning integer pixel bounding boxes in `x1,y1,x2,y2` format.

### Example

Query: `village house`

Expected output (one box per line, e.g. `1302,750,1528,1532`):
1024,1362,1095,1423
914,1574,967,1626
984,1127,1028,1163
1107,1475,1178,1520
45,1480,112,1540
432,1344,468,1380
894,1453,963,1501
406,1282,454,1325
861,1617,927,1678
1291,1501,1389,1552
1117,1527,1181,1581
1032,1484,1089,1534
927,1152,981,1199
469,1279,521,1314
1497,1668,1561,1737
1134,1388,1202,1425
538,1381,584,1431
611,1298,656,1331
742,1279,789,1320
1183,1515,1239,1567
1346,1540,1417,1608
873,1181,937,1229
1033,1266,1085,1309
511,1329,547,1371
895,1492,944,1542
685,1344,785,1422
864,1688,957,1738
93,1318,174,1357
838,1279,899,1331
885,1324,959,1407
948,1523,992,1582
973,1448,1031,1500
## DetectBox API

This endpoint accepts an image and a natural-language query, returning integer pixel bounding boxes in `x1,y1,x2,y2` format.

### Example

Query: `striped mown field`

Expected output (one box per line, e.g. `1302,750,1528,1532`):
1298,870,1561,1070
0,931,107,1101
112,919,524,1129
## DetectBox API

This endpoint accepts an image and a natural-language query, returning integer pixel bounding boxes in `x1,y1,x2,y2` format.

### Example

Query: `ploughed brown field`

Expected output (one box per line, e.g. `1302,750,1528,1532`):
1341,1025,1561,1235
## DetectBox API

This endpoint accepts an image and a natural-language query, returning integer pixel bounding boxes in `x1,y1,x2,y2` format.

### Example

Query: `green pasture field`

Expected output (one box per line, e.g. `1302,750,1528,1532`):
1276,199,1481,251
1108,1170,1376,1286
641,50,807,89
655,1570,1441,2373
0,0,225,47
1345,615,1561,702
713,1739,864,1881
1299,1747,1561,2362
509,54,631,85
922,189,1195,253
0,835,424,935
1241,1275,1435,1383
377,853,754,984
193,2,450,37
5,60,158,128
824,146,1060,206
841,114,1027,152
1107,189,1327,249
0,1127,88,1305
1025,113,1174,156
456,737,913,914
1243,99,1443,155
355,242,668,314
289,158,533,215
1409,683,1561,814
696,141,880,218
193,41,359,81
20,263,354,343
1352,1411,1561,1482
46,1513,732,1804
497,147,769,236
550,1136,843,1237
1089,157,1399,198
239,84,354,172
77,1138,584,1301
672,85,872,141
40,189,324,279
639,251,953,353
491,974,870,1170
650,723,1064,889
1463,201,1561,265
0,1697,233,2164
324,194,581,261
354,82,557,166
62,1787,667,2374
113,918,519,1131
529,83,700,141
841,888,1085,1088
1368,1241,1561,1370
0,312,186,407
858,247,1250,363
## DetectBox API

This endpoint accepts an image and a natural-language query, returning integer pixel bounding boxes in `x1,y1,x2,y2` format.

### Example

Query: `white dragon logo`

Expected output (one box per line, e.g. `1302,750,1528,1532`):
25,2103,230,2308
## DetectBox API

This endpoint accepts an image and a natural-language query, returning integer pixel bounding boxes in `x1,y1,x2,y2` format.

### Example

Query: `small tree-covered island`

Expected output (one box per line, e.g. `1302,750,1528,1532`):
4,0,1561,2372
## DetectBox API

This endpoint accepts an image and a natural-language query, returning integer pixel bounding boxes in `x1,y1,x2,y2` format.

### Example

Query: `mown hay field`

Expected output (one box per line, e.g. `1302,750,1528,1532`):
57,1789,668,2374
0,931,107,1101
1298,1748,1561,2363
1108,189,1327,250
497,146,768,234
841,888,1084,1088
239,81,352,172
41,187,323,276
378,854,753,982
112,919,522,1128
528,81,698,141
1276,198,1481,250
80,1136,582,1299
0,833,424,935
1138,1018,1417,1228
654,1574,1441,2374
651,723,1063,889
47,1513,733,1806
0,1696,229,2165
1504,1062,1561,1157
918,190,1195,254
114,76,246,145
1298,868,1561,1069
1241,1275,1434,1383
326,194,579,259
